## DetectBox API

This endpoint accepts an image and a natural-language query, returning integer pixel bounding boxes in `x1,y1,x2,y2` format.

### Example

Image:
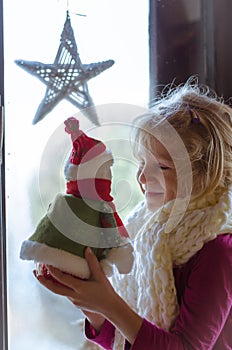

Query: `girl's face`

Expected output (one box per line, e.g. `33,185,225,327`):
137,138,177,211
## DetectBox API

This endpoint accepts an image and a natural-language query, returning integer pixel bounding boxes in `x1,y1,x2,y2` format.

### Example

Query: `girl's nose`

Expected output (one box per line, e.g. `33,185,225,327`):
137,165,151,185
136,168,146,193
137,168,145,184
137,164,162,185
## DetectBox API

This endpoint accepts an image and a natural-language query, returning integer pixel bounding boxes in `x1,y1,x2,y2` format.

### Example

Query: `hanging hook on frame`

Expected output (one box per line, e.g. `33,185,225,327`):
66,0,87,17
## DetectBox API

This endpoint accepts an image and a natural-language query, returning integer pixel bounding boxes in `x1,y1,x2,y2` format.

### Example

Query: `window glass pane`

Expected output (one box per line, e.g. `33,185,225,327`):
4,0,148,348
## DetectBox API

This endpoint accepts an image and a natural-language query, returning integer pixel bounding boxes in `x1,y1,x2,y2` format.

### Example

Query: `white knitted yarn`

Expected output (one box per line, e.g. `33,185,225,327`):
112,187,232,350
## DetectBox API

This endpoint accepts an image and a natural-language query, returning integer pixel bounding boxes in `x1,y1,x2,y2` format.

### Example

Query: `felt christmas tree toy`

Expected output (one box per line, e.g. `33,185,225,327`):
20,117,133,279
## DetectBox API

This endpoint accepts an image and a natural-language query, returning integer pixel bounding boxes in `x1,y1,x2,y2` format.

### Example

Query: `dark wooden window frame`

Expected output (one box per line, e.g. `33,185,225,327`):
149,0,215,99
149,0,232,101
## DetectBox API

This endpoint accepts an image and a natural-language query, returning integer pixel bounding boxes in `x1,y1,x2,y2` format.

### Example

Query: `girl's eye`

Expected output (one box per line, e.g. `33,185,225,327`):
159,165,170,170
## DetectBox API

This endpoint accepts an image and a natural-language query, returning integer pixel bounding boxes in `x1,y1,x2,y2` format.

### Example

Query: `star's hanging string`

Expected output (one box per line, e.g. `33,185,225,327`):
15,11,114,126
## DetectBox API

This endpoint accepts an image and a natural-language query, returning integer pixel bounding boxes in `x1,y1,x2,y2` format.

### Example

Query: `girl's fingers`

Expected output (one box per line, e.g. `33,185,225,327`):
33,270,75,297
84,247,104,280
46,266,83,290
33,270,85,308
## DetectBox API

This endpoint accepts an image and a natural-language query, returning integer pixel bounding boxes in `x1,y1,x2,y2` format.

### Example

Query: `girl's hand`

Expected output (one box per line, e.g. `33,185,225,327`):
34,247,143,344
34,247,117,315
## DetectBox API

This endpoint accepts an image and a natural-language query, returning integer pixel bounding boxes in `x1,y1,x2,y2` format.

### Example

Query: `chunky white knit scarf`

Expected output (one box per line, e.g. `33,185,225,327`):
112,186,232,350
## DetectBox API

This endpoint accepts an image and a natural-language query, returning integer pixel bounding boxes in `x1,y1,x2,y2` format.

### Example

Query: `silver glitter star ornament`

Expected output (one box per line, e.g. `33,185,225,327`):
15,12,114,125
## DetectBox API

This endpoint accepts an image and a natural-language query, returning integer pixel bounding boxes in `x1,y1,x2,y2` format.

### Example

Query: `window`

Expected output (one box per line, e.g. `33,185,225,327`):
3,0,232,349
4,0,148,349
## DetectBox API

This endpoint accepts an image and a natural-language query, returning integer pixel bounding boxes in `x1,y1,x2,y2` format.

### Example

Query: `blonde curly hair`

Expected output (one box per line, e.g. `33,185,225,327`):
133,80,232,199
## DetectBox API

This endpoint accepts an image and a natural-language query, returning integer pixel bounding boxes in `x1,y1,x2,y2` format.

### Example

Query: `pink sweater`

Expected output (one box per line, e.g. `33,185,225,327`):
85,234,232,349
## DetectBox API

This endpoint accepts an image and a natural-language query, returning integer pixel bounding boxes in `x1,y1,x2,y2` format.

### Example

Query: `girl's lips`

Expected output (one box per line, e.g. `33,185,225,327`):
146,191,164,196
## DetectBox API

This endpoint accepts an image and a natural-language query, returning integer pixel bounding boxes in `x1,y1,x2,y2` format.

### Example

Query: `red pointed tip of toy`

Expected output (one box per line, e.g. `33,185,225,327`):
64,117,82,137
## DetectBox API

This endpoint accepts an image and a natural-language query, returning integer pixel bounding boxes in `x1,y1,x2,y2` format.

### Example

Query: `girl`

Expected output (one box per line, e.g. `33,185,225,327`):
35,81,232,349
